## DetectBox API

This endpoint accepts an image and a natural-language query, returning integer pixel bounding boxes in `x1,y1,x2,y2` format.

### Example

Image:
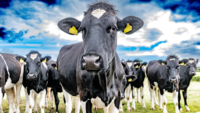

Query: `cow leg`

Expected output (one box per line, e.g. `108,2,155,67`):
150,87,155,110
183,90,190,111
154,87,159,106
24,87,29,113
0,88,3,113
178,90,182,112
173,90,180,113
51,90,55,109
75,96,80,113
125,84,131,111
131,87,136,110
81,100,92,113
140,86,146,108
16,84,22,113
148,81,152,102
39,89,46,113
158,89,163,110
6,88,16,113
137,88,140,103
119,101,123,112
33,93,37,113
63,89,72,113
52,88,59,113
160,89,167,113
109,95,120,113
45,94,48,108
28,90,34,113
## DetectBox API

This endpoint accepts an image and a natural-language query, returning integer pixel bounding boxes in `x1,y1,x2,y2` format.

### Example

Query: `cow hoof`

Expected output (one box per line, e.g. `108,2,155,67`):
51,107,54,109
151,108,155,110
142,106,146,109
159,108,163,110
179,108,182,112
119,109,123,112
163,110,168,113
127,108,131,111
34,111,37,113
132,107,136,110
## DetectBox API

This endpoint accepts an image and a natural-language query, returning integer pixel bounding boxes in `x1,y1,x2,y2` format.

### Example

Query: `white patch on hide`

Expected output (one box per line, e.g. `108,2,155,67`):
127,62,132,68
189,60,194,63
30,54,38,60
91,9,106,19
170,58,176,61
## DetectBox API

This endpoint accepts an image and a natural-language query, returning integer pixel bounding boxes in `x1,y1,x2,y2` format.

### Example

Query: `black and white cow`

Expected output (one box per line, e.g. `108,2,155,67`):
178,58,198,112
146,55,180,113
16,51,51,113
57,2,143,113
45,60,62,113
123,60,147,111
119,60,137,112
0,53,25,113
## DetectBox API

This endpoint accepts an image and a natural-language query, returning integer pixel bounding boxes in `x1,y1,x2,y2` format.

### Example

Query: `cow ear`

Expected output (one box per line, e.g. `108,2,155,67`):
41,56,51,63
51,64,57,70
141,62,147,67
15,56,26,63
117,16,143,34
196,59,199,64
179,59,188,65
126,75,137,82
58,18,81,35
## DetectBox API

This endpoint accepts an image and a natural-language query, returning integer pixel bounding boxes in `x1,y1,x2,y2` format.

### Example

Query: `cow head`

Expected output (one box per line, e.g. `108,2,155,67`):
58,2,143,71
185,58,198,76
16,51,51,80
166,55,180,84
131,60,147,78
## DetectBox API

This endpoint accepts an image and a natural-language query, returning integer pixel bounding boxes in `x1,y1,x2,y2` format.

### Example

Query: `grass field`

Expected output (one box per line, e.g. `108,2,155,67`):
1,78,200,113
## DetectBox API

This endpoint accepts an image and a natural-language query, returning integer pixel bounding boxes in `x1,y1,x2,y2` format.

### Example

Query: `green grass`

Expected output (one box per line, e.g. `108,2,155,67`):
197,67,200,72
2,79,200,113
191,76,200,82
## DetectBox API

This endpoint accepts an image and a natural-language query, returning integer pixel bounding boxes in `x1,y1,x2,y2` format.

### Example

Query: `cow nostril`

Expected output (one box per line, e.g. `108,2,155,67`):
95,56,100,64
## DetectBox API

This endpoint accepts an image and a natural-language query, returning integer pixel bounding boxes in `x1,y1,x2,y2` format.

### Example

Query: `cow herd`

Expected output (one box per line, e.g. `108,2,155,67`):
0,1,199,113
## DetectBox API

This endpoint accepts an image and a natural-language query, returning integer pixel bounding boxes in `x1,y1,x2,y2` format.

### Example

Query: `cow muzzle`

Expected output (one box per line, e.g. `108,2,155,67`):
27,74,36,80
81,54,102,71
189,72,196,76
170,79,177,84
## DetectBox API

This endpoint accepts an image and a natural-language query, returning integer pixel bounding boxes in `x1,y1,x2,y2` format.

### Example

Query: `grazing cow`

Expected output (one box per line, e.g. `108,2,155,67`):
0,53,25,113
123,60,147,111
178,58,198,112
147,55,180,113
57,1,143,113
119,60,137,112
45,60,62,113
15,51,51,113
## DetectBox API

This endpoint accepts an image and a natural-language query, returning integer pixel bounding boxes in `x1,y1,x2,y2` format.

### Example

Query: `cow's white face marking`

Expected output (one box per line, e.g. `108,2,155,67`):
30,54,38,60
127,62,132,68
170,58,176,61
91,9,106,19
189,60,194,63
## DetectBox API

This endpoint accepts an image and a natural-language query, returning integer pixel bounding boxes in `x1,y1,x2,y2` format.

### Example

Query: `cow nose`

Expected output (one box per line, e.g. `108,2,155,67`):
190,72,196,76
82,54,101,71
28,74,36,80
170,79,176,83
121,94,125,100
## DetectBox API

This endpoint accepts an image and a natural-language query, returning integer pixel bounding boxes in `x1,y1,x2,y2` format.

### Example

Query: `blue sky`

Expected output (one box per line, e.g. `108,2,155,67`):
0,0,200,65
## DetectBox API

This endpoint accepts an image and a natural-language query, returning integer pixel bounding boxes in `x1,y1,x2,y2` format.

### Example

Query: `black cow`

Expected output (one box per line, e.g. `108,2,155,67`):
16,51,51,113
122,60,147,111
45,60,62,113
178,58,198,112
0,53,25,113
119,60,137,112
146,55,180,113
57,2,143,113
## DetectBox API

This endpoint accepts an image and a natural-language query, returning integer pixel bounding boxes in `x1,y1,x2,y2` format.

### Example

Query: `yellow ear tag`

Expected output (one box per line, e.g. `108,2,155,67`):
142,65,145,67
69,26,78,35
180,62,185,65
20,58,24,63
124,23,132,33
55,67,57,70
162,62,165,65
128,78,132,82
135,65,139,68
42,58,47,63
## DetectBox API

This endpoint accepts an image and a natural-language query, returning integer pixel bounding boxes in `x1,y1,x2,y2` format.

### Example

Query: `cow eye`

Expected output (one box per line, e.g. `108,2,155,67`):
37,62,41,66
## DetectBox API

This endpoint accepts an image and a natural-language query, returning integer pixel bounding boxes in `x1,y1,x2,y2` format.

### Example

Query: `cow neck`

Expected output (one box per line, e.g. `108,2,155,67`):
97,56,116,104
